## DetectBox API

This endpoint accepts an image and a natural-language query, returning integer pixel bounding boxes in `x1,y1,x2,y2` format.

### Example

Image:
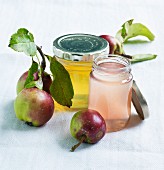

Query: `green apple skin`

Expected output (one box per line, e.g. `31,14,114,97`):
14,88,54,126
16,71,52,94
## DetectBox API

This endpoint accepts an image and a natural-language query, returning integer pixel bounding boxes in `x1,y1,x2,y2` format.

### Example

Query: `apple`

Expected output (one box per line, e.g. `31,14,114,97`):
14,88,54,126
70,109,106,151
100,35,123,54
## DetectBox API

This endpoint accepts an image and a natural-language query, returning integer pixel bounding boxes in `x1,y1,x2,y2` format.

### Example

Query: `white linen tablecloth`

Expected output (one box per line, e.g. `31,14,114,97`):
0,0,164,169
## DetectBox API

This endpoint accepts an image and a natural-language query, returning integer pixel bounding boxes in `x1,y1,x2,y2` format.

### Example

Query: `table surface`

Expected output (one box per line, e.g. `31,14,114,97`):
0,0,164,170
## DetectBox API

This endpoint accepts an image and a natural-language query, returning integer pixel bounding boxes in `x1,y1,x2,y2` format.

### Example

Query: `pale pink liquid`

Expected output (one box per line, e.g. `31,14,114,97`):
88,62,132,132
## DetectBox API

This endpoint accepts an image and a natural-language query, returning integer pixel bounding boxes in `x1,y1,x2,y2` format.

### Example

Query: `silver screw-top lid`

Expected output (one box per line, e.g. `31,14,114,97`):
53,34,109,61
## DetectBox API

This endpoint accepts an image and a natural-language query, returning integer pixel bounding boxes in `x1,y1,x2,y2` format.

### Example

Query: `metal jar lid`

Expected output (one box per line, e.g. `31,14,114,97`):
53,34,109,61
132,80,149,120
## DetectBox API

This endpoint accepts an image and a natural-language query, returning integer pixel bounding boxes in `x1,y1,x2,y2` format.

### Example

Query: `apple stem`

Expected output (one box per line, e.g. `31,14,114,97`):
70,135,86,152
36,46,46,71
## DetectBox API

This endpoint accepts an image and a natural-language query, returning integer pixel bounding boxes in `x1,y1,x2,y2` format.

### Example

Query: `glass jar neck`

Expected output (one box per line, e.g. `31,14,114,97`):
92,55,132,82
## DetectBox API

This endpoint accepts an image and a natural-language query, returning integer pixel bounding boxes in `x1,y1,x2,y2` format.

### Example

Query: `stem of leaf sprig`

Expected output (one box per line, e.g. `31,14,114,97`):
36,46,46,71
114,52,132,59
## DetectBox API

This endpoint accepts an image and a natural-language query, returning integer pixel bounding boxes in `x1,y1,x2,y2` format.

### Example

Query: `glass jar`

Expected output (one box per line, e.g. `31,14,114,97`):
53,34,109,110
88,55,133,132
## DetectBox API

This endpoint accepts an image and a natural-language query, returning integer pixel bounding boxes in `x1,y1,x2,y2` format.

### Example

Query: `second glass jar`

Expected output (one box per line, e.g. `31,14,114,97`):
88,55,133,132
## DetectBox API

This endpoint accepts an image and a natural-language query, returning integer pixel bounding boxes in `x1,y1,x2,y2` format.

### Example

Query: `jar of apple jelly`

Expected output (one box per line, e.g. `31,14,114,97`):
53,34,109,110
88,55,133,132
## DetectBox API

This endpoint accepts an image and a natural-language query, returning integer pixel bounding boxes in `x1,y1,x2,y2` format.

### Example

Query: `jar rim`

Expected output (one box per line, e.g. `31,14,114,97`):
93,54,131,74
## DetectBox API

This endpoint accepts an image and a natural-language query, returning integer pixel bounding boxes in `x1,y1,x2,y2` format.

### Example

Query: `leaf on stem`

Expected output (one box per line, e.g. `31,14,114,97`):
131,54,157,63
24,60,43,90
121,19,134,39
25,77,43,90
50,57,74,107
9,28,37,56
116,19,155,43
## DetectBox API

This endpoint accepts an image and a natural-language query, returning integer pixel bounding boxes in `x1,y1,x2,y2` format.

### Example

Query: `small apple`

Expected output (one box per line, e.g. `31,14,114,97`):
70,109,106,151
16,71,52,94
100,35,123,54
14,88,54,126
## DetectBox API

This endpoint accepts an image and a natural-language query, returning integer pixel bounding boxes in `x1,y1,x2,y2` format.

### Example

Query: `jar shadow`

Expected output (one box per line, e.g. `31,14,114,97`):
126,114,142,129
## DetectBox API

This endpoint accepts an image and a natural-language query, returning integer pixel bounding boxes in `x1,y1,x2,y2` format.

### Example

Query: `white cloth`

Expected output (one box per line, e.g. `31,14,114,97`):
0,0,164,169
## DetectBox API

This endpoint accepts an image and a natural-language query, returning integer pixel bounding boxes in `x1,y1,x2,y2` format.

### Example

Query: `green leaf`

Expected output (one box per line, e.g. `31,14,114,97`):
9,28,37,56
131,54,157,63
116,20,155,43
25,78,43,90
121,19,134,39
25,81,37,89
50,57,74,107
24,60,38,87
